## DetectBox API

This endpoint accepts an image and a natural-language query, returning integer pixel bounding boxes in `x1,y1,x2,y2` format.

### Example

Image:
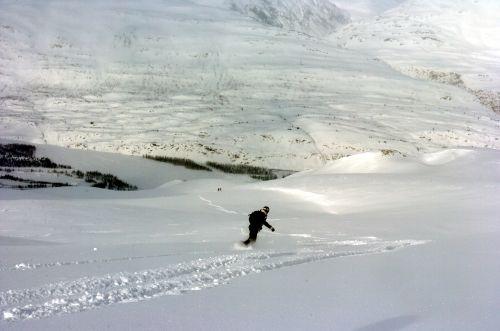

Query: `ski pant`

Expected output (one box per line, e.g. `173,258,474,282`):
243,225,261,245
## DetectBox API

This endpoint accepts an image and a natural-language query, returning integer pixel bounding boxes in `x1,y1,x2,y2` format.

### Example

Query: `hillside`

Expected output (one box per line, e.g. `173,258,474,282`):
1,145,499,329
0,0,498,170
334,0,500,112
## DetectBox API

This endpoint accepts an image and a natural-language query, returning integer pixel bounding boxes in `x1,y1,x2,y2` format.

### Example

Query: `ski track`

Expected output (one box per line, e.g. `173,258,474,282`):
0,239,427,322
0,254,176,272
199,196,240,215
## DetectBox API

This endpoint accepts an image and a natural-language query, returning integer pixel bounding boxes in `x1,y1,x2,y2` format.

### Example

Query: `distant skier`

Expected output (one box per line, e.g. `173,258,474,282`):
243,206,275,245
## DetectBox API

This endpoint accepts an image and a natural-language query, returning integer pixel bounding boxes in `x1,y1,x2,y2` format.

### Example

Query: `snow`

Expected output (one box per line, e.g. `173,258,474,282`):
227,0,351,36
333,0,408,19
1,0,499,329
1,0,499,169
33,142,252,190
1,145,499,329
334,0,500,93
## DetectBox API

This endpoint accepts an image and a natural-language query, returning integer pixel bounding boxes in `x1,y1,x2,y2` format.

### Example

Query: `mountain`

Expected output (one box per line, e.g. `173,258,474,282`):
334,0,500,112
227,0,351,36
0,0,498,171
331,0,408,19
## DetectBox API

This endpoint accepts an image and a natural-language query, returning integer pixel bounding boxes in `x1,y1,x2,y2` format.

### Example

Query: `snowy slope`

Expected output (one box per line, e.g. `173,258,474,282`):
0,146,499,329
227,0,351,36
333,0,408,19
334,0,500,111
0,0,499,171
1,1,499,329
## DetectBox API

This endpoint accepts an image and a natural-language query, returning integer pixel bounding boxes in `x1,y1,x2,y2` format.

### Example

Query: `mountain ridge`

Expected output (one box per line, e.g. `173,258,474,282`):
0,0,498,170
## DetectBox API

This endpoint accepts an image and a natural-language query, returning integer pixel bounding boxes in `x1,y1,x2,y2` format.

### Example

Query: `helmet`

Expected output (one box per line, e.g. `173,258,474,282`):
262,206,270,214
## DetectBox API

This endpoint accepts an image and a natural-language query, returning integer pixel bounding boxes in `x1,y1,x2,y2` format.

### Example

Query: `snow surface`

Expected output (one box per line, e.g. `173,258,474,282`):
1,0,500,329
0,145,499,329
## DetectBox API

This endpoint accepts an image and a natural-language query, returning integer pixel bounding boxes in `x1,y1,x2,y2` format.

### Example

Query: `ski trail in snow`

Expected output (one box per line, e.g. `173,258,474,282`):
199,196,240,214
1,253,177,272
0,255,241,308
0,239,427,322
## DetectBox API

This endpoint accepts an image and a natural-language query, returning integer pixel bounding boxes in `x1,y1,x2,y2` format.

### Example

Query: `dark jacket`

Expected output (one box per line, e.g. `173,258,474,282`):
248,210,272,231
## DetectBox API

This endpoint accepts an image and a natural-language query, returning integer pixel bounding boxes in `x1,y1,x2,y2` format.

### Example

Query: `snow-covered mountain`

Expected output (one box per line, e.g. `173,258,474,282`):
227,0,351,36
334,0,500,111
331,0,408,19
0,0,498,171
1,2,500,329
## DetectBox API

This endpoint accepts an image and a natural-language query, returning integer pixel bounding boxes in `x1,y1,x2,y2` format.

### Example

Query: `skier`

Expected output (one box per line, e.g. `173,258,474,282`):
243,206,275,245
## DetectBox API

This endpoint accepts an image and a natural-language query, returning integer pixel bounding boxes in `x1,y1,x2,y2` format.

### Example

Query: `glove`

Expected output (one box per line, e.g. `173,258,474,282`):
271,227,275,232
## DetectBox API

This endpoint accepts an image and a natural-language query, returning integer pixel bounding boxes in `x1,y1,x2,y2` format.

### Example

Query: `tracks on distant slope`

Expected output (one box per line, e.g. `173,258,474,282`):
0,239,426,322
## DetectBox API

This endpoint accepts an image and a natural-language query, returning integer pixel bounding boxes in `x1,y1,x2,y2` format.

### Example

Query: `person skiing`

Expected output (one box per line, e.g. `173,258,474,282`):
243,206,275,245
